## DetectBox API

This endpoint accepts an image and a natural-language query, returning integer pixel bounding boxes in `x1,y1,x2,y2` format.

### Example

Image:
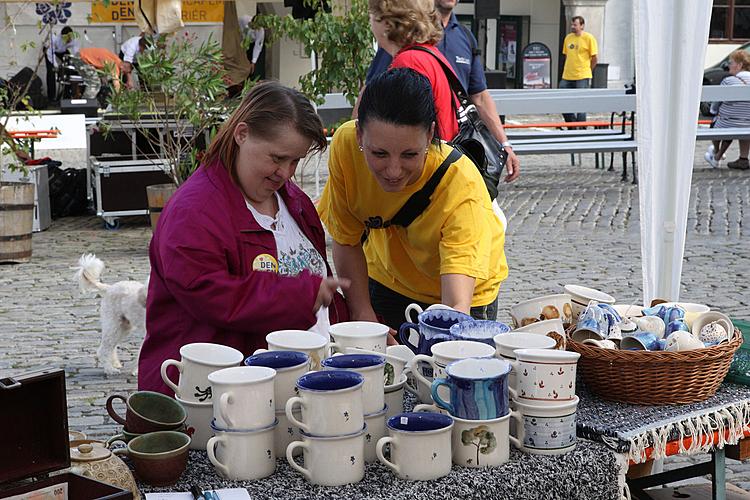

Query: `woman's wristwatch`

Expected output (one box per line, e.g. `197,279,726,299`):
501,141,513,150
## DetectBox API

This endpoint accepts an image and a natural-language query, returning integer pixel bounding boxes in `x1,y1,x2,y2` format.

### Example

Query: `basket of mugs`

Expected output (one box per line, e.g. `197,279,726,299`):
566,301,743,405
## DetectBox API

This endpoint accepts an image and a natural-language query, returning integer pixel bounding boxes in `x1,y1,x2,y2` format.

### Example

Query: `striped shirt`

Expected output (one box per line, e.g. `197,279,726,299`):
713,71,750,128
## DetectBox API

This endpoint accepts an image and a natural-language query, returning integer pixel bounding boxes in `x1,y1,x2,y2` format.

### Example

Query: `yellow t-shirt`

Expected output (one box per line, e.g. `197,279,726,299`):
562,32,598,80
317,120,508,307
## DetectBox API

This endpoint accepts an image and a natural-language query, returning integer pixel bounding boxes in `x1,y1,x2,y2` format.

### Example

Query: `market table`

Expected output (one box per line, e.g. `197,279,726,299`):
576,383,750,500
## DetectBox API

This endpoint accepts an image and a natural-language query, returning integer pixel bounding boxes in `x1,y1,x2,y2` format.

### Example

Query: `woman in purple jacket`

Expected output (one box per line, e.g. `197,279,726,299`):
139,81,350,395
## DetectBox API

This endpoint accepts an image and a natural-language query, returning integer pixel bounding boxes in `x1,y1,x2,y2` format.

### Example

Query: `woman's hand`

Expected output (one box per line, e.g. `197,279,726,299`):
313,277,351,313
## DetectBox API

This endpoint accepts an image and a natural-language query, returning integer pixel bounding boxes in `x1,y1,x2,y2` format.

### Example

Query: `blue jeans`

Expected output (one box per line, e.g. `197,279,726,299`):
559,78,591,123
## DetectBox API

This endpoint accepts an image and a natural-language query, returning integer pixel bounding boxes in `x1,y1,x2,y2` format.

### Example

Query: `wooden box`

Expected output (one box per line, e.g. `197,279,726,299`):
0,369,132,499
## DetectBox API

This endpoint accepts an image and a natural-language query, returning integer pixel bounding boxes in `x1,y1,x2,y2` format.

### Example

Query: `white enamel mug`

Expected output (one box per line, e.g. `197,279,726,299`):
285,370,365,437
321,354,385,415
286,426,366,486
175,395,213,450
363,405,388,463
160,343,244,402
407,340,496,404
385,373,408,419
208,366,276,430
275,408,302,458
376,412,453,481
207,419,277,481
509,348,580,403
510,397,579,455
329,321,390,354
256,330,329,370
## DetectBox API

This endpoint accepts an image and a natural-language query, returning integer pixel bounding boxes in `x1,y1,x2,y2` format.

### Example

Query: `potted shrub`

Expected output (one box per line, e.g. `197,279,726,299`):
104,33,240,227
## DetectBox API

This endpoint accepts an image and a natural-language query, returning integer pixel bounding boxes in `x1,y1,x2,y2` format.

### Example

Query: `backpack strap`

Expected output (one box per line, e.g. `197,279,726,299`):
361,148,462,244
456,22,482,58
404,45,471,117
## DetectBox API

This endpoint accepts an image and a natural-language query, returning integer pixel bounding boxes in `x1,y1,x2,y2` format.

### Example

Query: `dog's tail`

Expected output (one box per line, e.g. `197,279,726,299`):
74,253,109,293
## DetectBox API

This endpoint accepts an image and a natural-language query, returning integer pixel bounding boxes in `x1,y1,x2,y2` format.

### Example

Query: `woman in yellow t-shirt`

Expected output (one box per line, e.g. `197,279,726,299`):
318,67,508,334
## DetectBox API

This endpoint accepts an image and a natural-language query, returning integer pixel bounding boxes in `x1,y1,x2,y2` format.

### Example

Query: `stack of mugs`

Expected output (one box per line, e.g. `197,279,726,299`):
159,342,245,449
205,365,278,481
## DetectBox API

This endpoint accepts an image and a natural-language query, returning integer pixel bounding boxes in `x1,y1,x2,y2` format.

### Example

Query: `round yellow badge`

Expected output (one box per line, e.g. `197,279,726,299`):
252,253,278,273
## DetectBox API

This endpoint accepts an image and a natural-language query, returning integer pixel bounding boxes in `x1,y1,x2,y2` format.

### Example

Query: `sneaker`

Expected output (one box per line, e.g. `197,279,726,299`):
704,149,719,168
727,158,750,170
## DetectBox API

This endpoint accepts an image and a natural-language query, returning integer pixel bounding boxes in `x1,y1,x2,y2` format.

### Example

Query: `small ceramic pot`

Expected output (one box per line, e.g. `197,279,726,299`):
244,350,310,411
510,397,578,455
322,354,385,414
106,391,187,434
207,419,277,481
510,294,574,328
286,370,365,436
376,413,453,481
286,426,366,486
160,343,244,402
112,431,190,486
329,321,390,354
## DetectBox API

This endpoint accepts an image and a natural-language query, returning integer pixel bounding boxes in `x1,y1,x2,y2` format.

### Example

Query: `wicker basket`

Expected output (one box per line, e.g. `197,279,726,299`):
568,329,743,405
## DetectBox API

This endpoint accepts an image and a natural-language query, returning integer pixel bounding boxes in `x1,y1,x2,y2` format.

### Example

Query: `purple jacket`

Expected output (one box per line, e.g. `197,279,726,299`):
138,158,349,395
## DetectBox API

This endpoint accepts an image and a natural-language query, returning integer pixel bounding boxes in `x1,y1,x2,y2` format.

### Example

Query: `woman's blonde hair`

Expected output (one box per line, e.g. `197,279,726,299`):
368,0,442,47
729,49,750,72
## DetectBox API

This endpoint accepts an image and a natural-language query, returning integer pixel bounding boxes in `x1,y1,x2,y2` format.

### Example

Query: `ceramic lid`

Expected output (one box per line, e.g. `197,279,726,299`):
70,441,112,462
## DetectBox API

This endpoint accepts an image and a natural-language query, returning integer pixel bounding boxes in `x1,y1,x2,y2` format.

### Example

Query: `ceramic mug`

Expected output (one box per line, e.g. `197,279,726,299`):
407,340,496,405
275,408,303,458
448,320,511,346
432,358,512,420
398,309,473,356
329,321,390,354
664,331,705,352
344,347,410,386
620,332,664,351
385,373,408,419
175,395,213,450
413,404,511,468
494,332,557,394
160,343,244,402
563,284,615,321
513,318,566,338
256,330,329,370
207,419,276,481
112,430,190,486
244,351,310,411
572,302,621,343
321,354,385,415
509,348,580,403
363,405,388,463
106,391,187,434
376,412,453,481
286,426,366,486
404,303,454,323
510,294,574,329
510,397,579,455
208,366,276,430
286,370,365,436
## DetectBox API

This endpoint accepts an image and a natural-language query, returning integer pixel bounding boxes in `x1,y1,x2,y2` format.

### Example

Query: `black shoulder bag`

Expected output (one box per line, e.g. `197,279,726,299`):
361,148,461,243
406,46,507,200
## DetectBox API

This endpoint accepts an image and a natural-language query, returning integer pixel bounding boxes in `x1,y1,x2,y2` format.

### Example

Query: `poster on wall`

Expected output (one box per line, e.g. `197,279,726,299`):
498,21,517,79
521,42,551,89
90,0,224,23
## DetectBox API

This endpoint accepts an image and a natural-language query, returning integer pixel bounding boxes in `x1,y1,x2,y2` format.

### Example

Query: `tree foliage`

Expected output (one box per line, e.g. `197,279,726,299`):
256,0,373,106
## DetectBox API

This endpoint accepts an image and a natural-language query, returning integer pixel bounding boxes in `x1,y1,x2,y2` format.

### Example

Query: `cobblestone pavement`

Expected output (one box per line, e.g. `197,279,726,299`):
1,142,749,491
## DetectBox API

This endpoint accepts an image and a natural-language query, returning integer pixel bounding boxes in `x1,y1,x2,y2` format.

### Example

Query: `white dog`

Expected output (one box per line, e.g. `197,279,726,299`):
73,253,148,376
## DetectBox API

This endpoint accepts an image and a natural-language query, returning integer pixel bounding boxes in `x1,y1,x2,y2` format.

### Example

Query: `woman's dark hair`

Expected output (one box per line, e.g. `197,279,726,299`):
206,81,326,181
358,67,440,143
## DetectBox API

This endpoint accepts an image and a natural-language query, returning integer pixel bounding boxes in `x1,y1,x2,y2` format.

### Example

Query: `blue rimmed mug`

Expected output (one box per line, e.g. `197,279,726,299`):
431,358,511,420
322,354,385,414
398,309,473,356
244,350,310,411
448,319,511,347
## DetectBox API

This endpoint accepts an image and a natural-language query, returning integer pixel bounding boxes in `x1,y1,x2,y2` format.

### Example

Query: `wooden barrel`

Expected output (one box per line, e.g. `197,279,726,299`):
146,183,177,229
0,182,34,264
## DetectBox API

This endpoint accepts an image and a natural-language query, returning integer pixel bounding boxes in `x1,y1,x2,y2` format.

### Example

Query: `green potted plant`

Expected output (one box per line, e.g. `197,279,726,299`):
104,33,240,226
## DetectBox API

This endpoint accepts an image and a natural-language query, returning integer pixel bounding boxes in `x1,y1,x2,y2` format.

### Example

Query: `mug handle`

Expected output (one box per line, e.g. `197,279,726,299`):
206,435,230,477
219,392,234,428
105,433,126,448
406,354,436,393
160,359,183,396
105,395,128,426
413,403,439,413
398,323,420,354
285,396,309,433
508,410,524,450
376,436,400,474
328,343,343,355
286,441,311,480
547,332,566,350
405,303,424,323
508,359,519,400
430,379,454,415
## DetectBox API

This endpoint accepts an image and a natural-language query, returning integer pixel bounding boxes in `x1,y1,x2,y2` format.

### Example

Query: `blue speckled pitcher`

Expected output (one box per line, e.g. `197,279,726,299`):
431,358,511,420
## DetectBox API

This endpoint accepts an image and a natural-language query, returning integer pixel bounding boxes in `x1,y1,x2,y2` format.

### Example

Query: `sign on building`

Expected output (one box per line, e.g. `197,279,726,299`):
521,42,552,89
90,0,223,23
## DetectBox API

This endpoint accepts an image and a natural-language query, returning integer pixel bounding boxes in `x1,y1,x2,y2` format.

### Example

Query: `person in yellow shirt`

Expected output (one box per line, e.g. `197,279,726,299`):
560,15,598,124
318,67,508,334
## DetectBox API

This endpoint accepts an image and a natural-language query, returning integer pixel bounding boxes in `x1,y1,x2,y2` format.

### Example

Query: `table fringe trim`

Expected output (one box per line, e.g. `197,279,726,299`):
627,400,750,463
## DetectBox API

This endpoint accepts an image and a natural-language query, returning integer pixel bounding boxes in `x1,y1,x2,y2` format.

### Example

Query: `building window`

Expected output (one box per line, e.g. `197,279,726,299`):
710,0,750,41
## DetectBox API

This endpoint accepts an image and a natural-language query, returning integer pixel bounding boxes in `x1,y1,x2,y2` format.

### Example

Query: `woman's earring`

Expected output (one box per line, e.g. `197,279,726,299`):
358,145,363,152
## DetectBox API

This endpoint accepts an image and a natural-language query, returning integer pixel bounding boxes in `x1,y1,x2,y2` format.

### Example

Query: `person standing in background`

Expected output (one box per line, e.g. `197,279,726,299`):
240,15,266,81
45,26,80,102
560,16,598,124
